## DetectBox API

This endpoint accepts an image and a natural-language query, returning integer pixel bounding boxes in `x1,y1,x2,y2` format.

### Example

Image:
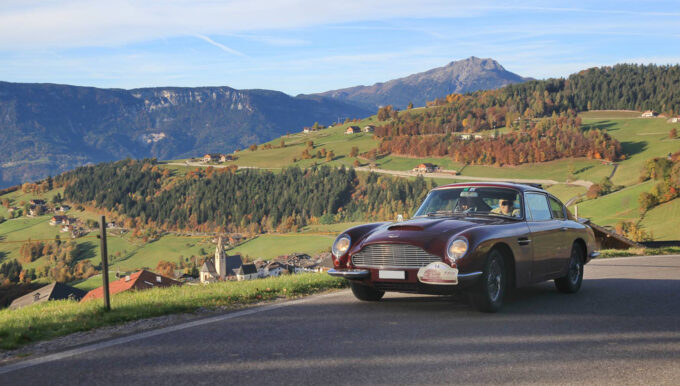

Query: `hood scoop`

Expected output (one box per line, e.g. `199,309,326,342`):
387,225,424,231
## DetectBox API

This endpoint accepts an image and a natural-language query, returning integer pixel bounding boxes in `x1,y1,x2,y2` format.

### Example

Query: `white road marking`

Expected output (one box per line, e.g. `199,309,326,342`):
0,291,347,375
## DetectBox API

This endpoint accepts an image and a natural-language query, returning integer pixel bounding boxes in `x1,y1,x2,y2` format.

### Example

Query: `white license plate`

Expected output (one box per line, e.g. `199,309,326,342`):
379,270,405,280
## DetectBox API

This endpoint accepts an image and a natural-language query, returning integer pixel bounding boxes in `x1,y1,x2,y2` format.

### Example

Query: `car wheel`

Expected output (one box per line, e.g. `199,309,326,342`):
468,249,506,313
555,244,584,293
350,282,385,301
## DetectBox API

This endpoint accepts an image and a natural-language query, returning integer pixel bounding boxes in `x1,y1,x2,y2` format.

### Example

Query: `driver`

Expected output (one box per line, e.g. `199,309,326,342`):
491,198,521,217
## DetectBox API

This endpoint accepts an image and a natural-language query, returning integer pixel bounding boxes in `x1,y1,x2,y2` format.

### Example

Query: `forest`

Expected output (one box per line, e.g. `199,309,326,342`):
60,159,435,233
379,114,622,165
373,63,679,163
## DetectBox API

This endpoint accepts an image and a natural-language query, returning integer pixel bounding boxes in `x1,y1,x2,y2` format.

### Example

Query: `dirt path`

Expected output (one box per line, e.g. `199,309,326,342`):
165,162,594,188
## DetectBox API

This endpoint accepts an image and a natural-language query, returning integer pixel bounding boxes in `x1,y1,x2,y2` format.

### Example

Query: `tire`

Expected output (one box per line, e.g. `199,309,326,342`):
350,282,385,301
468,249,506,313
555,244,584,293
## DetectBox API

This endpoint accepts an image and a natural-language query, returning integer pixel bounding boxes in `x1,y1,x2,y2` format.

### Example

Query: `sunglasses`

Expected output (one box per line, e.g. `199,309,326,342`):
500,201,512,206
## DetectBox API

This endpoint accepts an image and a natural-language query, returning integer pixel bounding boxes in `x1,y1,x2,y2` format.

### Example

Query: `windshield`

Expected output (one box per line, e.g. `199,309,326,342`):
413,187,523,219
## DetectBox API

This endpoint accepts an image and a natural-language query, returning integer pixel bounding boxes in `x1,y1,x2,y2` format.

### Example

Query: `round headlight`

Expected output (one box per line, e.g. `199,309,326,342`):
446,237,468,262
332,235,351,257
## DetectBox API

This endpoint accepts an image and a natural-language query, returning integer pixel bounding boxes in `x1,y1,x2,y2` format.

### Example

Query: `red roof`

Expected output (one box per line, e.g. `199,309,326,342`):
81,270,181,302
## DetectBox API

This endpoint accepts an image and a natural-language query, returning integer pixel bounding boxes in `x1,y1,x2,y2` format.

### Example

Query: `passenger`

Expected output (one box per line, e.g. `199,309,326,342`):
491,198,521,217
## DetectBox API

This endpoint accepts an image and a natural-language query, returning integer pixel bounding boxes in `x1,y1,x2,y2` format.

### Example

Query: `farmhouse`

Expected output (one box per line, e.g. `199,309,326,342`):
345,126,360,134
219,154,233,162
9,282,86,310
50,215,68,225
202,153,222,163
460,134,471,140
81,270,181,302
413,163,437,173
641,110,657,118
363,125,375,133
235,263,258,281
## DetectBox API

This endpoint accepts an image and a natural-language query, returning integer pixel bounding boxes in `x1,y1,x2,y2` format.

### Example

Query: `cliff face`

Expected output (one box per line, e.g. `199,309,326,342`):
313,57,529,109
0,83,371,187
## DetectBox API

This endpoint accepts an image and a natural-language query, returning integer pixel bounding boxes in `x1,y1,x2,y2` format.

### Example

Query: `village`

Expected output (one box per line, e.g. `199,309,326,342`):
7,236,333,311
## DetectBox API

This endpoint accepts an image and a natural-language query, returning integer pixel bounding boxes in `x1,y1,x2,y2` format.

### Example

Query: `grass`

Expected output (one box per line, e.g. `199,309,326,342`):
0,273,346,350
228,234,335,261
576,181,654,226
640,199,680,241
582,116,680,186
545,184,587,205
598,246,680,258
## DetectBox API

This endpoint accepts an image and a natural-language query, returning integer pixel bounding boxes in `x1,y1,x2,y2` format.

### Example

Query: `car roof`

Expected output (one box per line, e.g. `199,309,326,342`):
433,181,548,194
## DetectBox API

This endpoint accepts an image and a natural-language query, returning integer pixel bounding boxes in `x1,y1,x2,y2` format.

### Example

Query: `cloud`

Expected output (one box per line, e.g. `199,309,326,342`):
193,34,247,57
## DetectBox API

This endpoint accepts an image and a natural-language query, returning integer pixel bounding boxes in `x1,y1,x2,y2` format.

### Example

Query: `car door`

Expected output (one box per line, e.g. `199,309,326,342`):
524,192,563,281
547,195,573,274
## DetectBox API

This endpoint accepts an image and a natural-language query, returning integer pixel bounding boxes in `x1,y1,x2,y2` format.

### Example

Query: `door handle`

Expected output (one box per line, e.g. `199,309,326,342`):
518,237,531,246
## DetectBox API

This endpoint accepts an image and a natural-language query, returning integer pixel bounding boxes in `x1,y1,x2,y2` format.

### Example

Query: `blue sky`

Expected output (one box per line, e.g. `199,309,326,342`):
1,0,679,95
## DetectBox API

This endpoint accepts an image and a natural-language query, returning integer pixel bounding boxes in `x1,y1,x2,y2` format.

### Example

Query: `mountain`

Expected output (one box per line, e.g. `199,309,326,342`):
0,82,372,188
312,56,529,110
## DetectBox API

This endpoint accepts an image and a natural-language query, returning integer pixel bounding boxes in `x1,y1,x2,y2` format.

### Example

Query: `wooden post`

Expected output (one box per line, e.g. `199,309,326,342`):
99,215,111,311
574,205,579,219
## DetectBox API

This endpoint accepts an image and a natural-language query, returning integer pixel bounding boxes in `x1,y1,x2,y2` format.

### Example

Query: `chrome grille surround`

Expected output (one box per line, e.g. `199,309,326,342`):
351,243,443,269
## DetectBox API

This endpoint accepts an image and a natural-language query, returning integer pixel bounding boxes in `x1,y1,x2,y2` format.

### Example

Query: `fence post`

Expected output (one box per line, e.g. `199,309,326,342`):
99,215,111,311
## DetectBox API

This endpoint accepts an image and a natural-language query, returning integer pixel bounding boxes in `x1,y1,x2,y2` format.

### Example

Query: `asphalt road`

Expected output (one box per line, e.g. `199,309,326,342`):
3,255,680,385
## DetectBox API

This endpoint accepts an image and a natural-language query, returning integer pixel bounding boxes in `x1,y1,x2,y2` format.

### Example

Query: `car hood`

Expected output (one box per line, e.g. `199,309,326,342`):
355,217,488,254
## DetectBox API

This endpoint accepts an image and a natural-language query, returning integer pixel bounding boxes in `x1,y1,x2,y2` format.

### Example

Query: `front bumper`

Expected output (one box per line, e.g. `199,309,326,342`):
328,268,370,279
328,267,483,293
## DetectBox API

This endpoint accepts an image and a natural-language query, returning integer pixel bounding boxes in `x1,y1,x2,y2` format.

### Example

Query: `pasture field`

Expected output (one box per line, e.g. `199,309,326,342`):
575,180,654,226
640,199,680,241
228,233,335,261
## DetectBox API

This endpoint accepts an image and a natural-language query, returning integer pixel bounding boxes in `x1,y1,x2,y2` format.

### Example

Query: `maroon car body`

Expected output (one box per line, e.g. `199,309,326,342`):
328,182,599,312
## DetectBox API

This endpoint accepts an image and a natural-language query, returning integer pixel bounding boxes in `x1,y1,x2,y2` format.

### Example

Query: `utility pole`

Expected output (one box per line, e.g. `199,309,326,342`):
99,215,111,311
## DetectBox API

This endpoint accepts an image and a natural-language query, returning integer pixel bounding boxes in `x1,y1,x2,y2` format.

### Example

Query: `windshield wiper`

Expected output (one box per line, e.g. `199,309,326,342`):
466,212,523,220
425,210,465,217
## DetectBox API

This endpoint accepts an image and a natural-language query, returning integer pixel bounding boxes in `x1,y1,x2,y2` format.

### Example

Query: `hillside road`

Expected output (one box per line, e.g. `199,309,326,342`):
2,255,680,384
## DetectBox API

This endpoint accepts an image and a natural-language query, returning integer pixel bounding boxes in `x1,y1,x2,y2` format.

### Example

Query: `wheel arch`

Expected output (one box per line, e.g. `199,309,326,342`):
573,238,587,262
490,242,516,289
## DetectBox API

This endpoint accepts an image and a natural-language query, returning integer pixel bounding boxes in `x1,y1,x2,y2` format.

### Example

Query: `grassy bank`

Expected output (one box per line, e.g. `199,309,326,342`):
598,246,680,258
0,273,346,350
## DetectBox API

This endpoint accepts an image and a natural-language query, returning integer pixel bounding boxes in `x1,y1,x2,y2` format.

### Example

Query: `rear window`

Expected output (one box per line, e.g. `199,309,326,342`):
525,193,551,221
548,196,566,220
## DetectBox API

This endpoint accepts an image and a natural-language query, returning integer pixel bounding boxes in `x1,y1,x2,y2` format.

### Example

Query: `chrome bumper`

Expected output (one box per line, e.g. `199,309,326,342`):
328,268,370,279
589,251,600,258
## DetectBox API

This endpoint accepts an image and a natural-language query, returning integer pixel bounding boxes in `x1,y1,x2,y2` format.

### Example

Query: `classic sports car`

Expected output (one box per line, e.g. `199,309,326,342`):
328,182,599,312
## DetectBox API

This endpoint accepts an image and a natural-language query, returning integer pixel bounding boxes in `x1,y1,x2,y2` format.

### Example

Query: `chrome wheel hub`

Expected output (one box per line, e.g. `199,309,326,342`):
487,261,502,302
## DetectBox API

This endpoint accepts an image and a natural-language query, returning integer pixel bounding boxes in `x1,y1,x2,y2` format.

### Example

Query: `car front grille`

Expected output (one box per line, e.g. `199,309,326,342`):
351,243,442,269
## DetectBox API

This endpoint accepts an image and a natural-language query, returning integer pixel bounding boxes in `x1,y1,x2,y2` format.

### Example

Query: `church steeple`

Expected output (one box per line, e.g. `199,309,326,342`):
215,236,226,279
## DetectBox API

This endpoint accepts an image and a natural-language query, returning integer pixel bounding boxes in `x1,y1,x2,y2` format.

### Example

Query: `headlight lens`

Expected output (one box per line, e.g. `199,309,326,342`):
332,235,351,257
446,237,468,262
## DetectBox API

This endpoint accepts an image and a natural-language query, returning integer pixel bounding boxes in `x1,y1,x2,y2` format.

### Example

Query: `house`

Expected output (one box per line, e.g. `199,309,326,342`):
219,154,233,163
235,263,258,281
254,260,268,278
345,126,360,134
641,110,657,118
202,153,222,163
303,127,317,134
50,215,68,226
9,282,87,310
60,225,71,233
474,134,483,140
670,117,680,123
413,163,436,173
460,134,471,140
363,125,375,133
81,270,181,302
200,237,243,283
265,262,284,277
58,205,71,212
30,199,46,206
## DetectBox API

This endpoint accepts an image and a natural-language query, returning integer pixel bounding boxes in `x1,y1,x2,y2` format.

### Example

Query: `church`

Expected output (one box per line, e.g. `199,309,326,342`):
199,237,244,283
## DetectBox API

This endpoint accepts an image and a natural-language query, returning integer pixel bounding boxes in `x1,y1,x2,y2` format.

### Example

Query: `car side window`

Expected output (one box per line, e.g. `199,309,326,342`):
525,193,552,221
548,196,566,220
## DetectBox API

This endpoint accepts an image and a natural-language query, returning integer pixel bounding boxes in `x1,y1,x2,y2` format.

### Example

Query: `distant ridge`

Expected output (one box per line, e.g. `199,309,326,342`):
312,56,529,109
